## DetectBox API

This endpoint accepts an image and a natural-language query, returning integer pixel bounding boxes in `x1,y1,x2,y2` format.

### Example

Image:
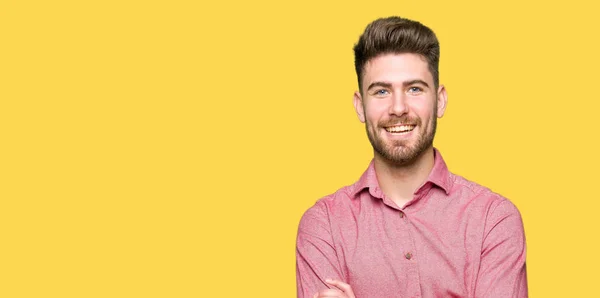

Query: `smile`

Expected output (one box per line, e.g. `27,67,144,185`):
385,125,415,134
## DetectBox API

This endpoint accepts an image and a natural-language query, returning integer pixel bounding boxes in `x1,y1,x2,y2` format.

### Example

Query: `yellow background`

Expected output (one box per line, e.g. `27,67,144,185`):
2,0,599,297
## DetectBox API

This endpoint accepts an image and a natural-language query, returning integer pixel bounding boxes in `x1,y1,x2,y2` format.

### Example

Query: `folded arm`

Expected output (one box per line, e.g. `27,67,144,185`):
296,201,348,298
475,199,528,297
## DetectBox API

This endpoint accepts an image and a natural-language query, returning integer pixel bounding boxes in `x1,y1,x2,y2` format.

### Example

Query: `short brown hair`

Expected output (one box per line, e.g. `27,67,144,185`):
353,17,440,92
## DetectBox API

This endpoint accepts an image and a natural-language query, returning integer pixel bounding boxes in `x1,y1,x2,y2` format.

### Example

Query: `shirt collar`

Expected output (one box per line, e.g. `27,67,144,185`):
427,148,452,195
352,148,452,198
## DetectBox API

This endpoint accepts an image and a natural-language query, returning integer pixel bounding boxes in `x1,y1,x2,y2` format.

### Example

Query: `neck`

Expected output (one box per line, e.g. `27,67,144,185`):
373,146,436,208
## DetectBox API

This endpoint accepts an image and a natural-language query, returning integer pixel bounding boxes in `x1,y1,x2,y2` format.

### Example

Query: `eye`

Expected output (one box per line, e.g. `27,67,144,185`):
375,89,389,96
407,86,423,94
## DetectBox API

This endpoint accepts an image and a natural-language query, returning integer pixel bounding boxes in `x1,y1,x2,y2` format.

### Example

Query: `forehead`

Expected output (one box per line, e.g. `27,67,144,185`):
362,53,433,87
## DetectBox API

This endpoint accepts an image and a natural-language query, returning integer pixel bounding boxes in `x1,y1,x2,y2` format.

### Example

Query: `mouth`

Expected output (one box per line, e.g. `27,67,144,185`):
384,124,416,134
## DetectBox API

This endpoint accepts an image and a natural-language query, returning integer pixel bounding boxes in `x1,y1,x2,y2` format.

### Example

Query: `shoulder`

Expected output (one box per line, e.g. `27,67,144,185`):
451,173,509,203
297,184,357,234
449,172,523,226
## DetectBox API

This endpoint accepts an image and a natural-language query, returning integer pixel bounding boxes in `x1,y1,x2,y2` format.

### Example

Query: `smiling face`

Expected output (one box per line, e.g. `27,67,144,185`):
354,53,447,166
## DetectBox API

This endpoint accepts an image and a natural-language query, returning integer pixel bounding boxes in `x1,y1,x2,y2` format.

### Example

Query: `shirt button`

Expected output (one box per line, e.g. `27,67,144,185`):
399,212,404,218
405,252,413,260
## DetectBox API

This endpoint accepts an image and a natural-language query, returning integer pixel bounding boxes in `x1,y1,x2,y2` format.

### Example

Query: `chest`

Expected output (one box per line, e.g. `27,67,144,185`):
330,204,485,297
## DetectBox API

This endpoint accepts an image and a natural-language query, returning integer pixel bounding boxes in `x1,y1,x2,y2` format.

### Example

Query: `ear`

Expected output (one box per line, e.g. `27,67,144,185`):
436,85,448,118
353,91,366,123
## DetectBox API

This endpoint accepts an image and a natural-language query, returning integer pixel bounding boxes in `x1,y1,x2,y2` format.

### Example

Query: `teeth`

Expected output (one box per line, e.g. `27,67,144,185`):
386,125,415,133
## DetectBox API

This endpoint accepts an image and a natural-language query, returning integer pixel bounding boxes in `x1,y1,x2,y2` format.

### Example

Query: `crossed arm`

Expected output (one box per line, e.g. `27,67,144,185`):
296,199,527,297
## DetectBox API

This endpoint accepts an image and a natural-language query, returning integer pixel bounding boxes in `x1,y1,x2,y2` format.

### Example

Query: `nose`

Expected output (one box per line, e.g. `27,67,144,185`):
389,93,408,116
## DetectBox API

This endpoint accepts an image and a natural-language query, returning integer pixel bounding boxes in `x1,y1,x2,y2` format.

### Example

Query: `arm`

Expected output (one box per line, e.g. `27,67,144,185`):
314,280,356,298
475,199,528,297
296,201,346,298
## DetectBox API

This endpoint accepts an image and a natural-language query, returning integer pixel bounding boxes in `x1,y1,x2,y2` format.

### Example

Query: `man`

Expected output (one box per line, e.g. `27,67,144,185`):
296,17,527,298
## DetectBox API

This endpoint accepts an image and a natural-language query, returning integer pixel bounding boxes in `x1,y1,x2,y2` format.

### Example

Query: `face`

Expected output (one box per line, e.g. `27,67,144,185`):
354,53,447,166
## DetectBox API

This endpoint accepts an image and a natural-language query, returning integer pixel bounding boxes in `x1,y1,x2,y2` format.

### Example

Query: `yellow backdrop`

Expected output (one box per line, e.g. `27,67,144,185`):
2,0,599,296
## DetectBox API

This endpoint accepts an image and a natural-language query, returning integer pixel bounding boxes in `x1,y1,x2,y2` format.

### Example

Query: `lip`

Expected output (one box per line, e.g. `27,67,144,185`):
383,126,416,139
384,124,416,131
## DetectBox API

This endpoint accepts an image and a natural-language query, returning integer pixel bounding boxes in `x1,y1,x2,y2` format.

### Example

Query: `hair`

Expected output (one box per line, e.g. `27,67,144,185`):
353,16,440,93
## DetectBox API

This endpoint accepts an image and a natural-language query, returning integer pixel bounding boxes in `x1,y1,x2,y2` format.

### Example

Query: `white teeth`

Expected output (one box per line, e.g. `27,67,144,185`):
386,125,415,133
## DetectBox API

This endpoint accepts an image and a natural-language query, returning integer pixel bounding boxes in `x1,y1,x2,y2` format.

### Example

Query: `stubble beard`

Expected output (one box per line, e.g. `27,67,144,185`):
365,111,437,167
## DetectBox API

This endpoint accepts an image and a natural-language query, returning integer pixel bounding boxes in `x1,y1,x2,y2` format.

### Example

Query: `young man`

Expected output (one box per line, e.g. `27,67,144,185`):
296,17,527,298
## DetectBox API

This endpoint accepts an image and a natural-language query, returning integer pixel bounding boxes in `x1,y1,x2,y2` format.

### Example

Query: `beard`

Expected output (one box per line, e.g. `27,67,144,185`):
365,111,437,166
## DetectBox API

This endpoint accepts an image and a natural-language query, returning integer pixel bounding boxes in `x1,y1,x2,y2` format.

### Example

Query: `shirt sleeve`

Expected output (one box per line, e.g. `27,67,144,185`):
296,201,345,298
475,199,528,297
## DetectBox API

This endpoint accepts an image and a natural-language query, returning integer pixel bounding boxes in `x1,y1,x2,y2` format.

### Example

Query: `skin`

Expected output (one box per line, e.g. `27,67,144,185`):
313,280,355,298
353,53,447,207
315,53,448,297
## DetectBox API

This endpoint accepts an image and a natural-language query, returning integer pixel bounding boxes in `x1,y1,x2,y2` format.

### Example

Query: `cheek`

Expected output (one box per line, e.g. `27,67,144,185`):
414,103,436,121
365,112,383,126
365,105,388,121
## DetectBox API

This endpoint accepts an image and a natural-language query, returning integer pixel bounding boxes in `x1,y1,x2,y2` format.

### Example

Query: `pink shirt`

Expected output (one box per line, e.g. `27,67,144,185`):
296,150,527,297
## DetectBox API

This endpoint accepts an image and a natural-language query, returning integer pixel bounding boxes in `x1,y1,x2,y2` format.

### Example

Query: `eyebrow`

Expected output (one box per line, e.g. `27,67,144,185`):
366,79,430,91
404,79,430,88
366,81,393,91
